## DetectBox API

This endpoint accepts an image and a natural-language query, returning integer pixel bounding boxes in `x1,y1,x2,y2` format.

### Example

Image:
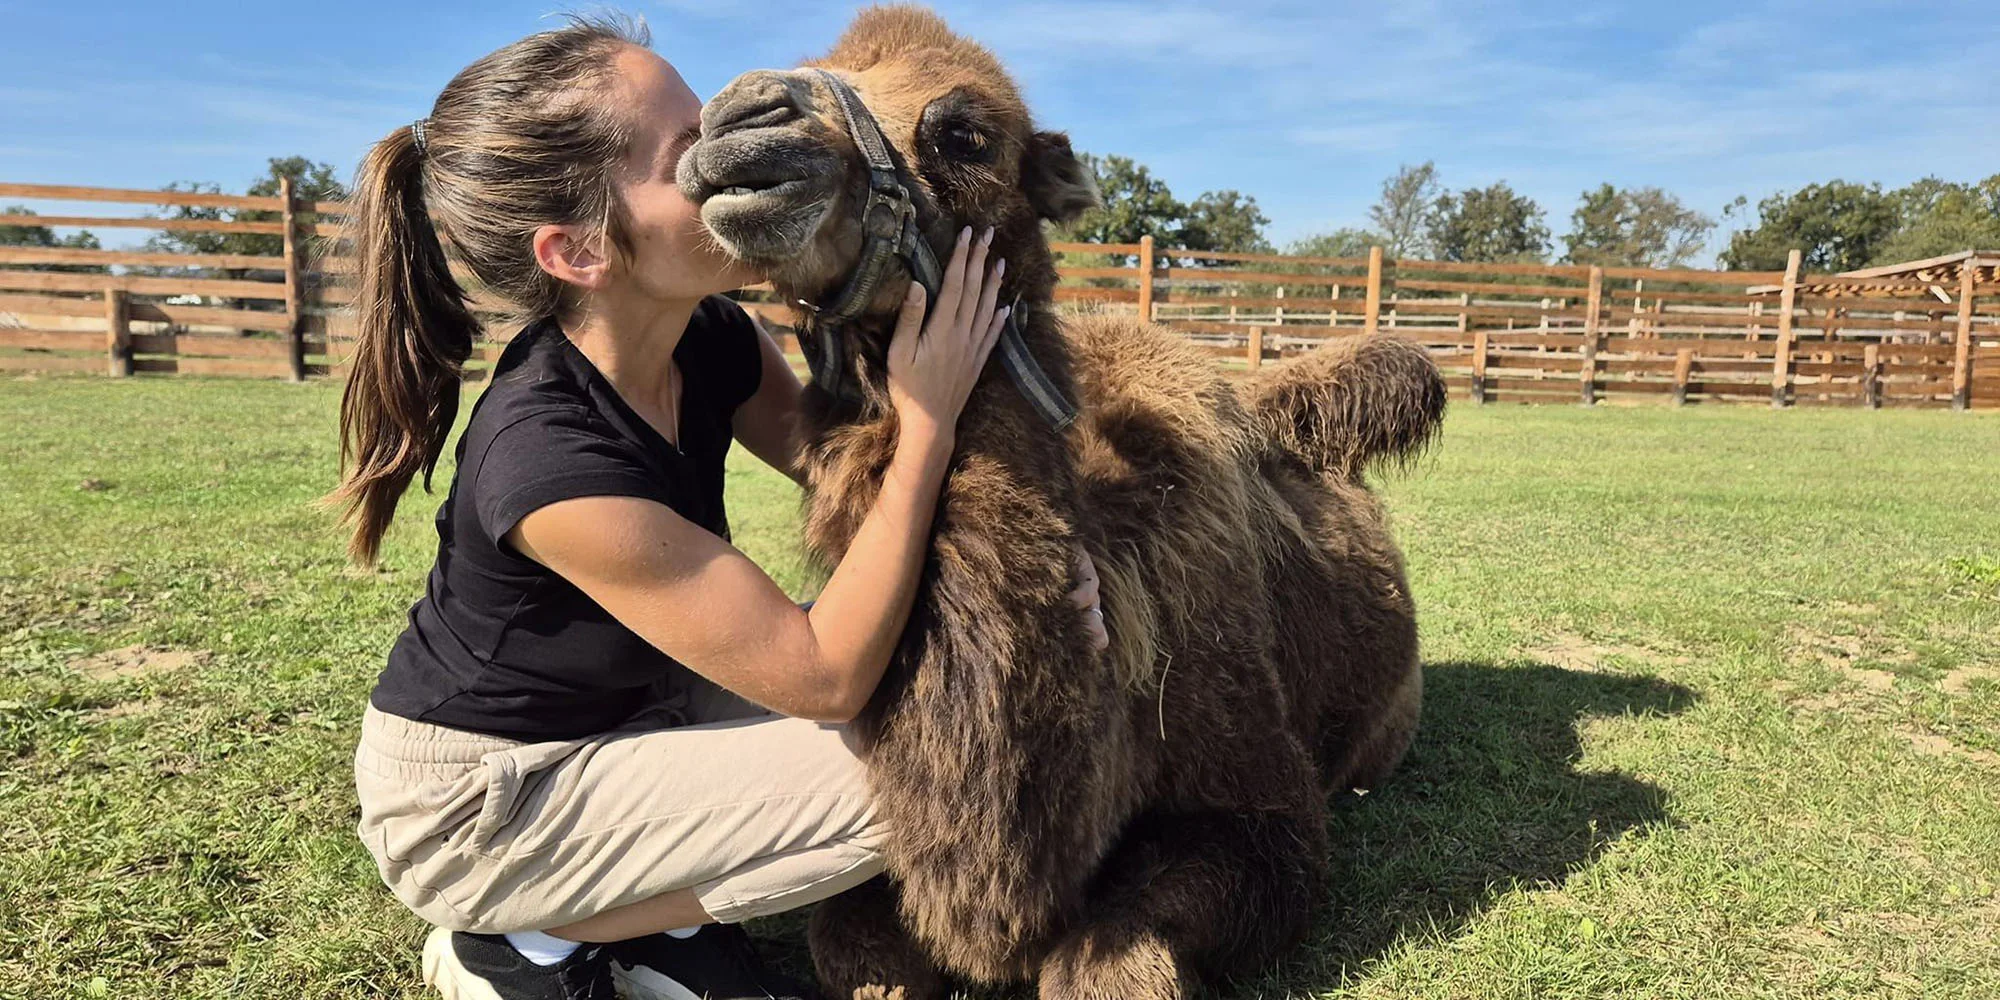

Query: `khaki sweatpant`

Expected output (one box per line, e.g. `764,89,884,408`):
352,681,887,934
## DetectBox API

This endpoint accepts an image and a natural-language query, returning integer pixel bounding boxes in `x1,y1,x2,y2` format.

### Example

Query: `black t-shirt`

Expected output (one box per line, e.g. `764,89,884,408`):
369,295,764,742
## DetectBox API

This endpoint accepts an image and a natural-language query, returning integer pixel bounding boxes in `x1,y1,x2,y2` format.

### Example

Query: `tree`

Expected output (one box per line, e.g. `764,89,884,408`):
1874,174,2000,264
1562,184,1714,268
1,206,102,249
1178,189,1271,254
1286,228,1380,259
1427,182,1549,263
1718,181,1898,272
144,156,347,263
1053,153,1271,265
0,205,105,273
1052,154,1187,247
1367,162,1441,258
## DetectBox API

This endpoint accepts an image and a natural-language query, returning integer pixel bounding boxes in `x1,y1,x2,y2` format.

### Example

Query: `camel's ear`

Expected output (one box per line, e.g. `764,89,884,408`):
1021,130,1098,224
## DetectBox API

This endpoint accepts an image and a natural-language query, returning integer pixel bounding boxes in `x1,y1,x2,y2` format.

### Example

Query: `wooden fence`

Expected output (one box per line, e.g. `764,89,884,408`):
3,181,1995,410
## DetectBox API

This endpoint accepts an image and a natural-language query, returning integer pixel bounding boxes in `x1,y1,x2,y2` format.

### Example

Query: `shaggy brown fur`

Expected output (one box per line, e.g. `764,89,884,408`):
678,8,1445,998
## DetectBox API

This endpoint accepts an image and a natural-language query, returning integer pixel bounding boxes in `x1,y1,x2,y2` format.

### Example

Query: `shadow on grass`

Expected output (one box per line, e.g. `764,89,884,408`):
1248,659,1698,995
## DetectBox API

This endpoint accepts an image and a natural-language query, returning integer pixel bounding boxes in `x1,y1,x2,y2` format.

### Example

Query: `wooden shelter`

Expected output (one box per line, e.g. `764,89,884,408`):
1749,249,2000,301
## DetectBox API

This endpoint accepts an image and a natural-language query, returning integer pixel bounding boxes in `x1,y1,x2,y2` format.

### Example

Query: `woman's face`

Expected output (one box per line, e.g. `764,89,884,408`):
603,45,764,301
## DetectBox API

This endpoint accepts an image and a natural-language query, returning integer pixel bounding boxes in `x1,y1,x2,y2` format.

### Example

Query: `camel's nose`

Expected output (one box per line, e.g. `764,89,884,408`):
703,70,808,138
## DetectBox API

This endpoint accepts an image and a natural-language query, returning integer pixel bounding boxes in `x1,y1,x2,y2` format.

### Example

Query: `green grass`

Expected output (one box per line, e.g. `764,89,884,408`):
1,374,1996,999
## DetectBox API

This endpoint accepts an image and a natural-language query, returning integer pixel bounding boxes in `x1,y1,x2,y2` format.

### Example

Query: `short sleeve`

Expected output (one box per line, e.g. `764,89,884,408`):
470,406,673,547
700,295,765,415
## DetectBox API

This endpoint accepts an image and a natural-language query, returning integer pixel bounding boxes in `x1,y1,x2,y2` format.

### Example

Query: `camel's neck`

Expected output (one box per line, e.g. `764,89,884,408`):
791,258,1080,567
795,248,1075,440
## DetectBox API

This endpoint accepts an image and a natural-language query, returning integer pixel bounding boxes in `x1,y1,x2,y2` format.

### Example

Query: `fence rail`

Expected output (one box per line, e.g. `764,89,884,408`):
1,181,1993,410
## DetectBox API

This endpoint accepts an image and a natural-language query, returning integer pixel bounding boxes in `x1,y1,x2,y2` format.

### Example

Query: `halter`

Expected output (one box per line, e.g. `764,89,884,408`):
803,68,1076,431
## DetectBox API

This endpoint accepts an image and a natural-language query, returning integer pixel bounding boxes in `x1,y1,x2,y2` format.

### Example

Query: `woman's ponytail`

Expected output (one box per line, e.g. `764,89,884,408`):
328,123,479,565
321,13,648,564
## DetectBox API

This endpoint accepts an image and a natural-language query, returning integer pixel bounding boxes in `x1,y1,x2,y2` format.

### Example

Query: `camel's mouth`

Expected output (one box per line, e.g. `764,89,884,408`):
677,69,858,285
678,139,839,268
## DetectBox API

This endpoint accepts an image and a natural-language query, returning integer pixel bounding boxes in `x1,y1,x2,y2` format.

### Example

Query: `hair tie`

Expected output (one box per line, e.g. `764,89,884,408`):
411,118,431,157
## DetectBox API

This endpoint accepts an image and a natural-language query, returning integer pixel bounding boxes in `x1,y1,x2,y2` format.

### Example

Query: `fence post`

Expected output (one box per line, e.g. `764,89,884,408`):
1247,325,1264,371
1471,327,1489,404
103,287,130,377
1362,246,1383,336
1771,248,1801,408
280,175,306,381
1136,235,1156,324
1863,343,1882,410
1953,265,1976,411
1672,347,1693,406
1580,265,1603,405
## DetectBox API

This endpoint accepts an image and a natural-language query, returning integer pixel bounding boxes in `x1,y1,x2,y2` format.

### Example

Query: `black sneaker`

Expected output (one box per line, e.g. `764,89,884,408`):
606,924,821,1000
421,927,617,1000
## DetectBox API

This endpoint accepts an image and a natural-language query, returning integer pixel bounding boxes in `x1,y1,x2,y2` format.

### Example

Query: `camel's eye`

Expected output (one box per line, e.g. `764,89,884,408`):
941,121,986,157
920,93,994,164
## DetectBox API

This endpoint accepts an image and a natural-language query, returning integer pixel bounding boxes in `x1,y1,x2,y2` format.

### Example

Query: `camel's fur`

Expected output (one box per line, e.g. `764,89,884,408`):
682,8,1444,998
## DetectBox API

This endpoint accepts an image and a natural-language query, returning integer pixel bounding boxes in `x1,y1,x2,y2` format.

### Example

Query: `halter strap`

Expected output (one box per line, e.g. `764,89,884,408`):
803,68,1074,431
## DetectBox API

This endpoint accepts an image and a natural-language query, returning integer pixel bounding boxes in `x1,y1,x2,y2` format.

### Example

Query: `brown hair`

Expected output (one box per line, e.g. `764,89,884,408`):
328,12,650,564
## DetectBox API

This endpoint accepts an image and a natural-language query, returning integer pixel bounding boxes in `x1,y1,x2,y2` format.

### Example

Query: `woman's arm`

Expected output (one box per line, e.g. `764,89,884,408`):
730,312,808,485
505,428,950,722
510,227,1007,723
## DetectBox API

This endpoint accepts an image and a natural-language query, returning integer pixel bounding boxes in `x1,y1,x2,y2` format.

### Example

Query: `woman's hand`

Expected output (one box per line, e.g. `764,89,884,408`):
1070,543,1109,652
887,225,1008,449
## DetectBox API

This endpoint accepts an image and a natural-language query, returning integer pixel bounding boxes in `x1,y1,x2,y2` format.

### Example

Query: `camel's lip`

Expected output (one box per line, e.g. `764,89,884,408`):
697,179,838,267
704,177,817,205
677,129,836,204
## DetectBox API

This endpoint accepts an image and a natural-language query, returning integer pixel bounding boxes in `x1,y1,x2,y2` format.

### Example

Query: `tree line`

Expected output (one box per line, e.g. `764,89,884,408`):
1054,155,2000,273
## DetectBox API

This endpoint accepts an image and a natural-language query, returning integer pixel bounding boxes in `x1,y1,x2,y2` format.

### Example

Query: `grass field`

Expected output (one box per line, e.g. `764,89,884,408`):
1,374,1996,999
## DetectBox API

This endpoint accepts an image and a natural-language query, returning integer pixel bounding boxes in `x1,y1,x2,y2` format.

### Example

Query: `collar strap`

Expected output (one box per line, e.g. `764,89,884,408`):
801,68,1074,431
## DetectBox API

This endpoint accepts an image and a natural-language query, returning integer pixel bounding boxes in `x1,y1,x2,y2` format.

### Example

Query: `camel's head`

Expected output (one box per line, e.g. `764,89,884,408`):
677,5,1097,320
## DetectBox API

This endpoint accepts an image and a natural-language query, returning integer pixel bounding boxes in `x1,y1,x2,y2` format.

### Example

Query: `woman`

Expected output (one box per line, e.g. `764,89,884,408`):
334,15,1106,1000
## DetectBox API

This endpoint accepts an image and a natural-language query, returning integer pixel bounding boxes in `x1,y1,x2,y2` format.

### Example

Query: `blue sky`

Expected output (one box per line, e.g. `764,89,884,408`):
2,0,1994,261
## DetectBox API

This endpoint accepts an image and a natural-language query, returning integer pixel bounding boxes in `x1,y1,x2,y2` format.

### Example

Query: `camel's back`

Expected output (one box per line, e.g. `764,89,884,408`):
1058,312,1421,796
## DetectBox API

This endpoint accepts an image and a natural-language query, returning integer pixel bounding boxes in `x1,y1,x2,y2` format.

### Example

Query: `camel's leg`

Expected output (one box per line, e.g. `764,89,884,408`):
1323,651,1423,793
809,876,950,1000
1036,808,1325,1000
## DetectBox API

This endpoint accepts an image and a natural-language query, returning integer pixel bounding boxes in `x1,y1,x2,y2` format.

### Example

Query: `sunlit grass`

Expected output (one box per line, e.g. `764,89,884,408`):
1,375,1994,999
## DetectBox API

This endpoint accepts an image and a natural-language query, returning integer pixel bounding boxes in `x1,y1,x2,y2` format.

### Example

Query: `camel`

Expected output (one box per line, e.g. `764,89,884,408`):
676,7,1444,998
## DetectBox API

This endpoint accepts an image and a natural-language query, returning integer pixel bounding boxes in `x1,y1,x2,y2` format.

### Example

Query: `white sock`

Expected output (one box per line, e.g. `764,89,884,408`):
504,929,582,966
664,926,702,939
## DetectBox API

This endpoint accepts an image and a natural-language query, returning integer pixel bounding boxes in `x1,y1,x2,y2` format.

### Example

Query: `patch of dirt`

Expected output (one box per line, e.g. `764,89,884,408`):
1787,623,1868,665
1940,666,1999,697
1782,622,1910,698
1529,632,1686,673
1846,667,1896,692
94,698,163,719
69,645,205,683
1793,690,1864,713
1899,730,2000,769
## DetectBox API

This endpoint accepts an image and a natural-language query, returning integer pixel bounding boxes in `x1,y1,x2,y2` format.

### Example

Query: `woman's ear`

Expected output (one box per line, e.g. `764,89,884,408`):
531,223,612,291
1021,130,1099,224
